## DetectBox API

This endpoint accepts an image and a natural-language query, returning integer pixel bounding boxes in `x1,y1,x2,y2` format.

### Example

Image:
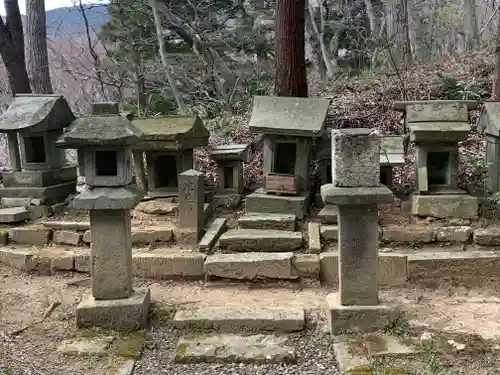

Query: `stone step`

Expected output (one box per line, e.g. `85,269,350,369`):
218,229,303,252
172,334,296,364
173,305,305,333
237,213,296,231
0,207,30,223
317,205,338,224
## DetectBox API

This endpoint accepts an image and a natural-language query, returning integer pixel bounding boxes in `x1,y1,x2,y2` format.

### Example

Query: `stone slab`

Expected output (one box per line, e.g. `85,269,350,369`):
473,227,500,245
412,194,478,219
0,181,76,204
382,225,434,243
118,360,136,375
41,221,90,231
218,229,302,252
204,252,296,280
135,199,178,215
173,305,305,333
293,254,320,279
172,334,296,364
212,194,242,208
131,227,173,245
0,207,29,223
57,336,115,357
326,293,398,334
199,217,227,253
82,230,91,244
9,226,52,245
435,226,472,242
320,225,338,241
73,186,143,210
332,341,370,374
132,251,205,279
319,252,339,285
53,230,82,246
2,166,77,188
317,205,338,224
321,185,394,206
76,288,151,331
307,222,322,253
245,189,310,219
237,213,296,231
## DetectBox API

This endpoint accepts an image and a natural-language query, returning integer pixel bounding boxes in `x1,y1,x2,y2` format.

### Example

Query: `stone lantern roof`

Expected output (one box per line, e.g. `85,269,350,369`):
0,94,75,133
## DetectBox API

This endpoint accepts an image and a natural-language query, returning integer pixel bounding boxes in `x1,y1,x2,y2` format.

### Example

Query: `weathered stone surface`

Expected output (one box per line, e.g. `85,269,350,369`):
332,341,370,374
173,305,305,333
378,254,408,286
382,225,434,243
293,254,320,279
317,205,338,224
320,225,338,241
74,252,90,272
57,336,114,356
135,199,178,215
412,194,478,219
473,227,500,246
435,226,472,242
9,226,52,245
0,207,29,223
178,170,204,234
72,186,143,210
0,230,8,245
307,222,321,254
218,229,302,252
76,288,151,331
204,252,296,280
1,197,31,206
448,218,471,226
132,251,205,279
131,227,173,245
407,251,500,281
332,128,380,187
245,189,310,219
82,230,91,243
199,218,227,253
173,334,296,364
50,253,75,272
41,221,90,231
237,213,296,231
319,252,339,285
53,230,82,246
117,360,136,375
321,185,394,206
326,293,398,333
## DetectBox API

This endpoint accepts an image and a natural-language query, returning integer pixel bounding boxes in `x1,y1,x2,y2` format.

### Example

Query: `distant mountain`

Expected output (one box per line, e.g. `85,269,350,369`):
1,4,109,36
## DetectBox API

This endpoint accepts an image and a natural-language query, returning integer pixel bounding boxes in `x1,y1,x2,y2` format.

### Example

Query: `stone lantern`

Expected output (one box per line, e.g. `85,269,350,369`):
56,103,149,330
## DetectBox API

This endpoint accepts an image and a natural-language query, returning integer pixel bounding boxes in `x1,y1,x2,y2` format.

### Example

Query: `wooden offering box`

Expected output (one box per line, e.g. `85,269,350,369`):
264,173,297,195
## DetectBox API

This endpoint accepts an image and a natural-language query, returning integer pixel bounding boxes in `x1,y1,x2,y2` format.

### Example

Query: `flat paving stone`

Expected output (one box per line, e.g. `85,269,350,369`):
204,252,296,280
57,336,115,357
237,213,296,231
173,305,305,333
199,217,227,253
218,229,302,252
172,334,296,364
0,207,29,223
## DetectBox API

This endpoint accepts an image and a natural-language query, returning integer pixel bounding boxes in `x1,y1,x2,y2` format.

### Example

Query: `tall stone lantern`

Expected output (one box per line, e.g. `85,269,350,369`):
56,103,150,330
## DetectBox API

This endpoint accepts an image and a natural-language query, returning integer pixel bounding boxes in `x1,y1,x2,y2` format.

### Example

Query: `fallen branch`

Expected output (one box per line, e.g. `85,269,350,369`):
8,301,61,336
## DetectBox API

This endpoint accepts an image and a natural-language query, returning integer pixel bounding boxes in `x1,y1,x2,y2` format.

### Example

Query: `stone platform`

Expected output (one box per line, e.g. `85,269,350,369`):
245,189,310,219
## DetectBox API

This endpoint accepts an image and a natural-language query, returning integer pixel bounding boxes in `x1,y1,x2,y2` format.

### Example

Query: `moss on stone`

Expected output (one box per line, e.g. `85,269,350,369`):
114,332,146,359
345,364,373,375
174,342,190,359
382,367,410,375
150,303,176,324
347,334,388,356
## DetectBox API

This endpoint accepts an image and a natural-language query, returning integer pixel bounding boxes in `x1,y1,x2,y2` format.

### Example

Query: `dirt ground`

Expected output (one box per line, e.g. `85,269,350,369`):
2,265,500,374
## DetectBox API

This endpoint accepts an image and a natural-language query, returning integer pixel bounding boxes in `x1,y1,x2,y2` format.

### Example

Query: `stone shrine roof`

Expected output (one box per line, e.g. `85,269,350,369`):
393,100,478,111
210,144,250,162
56,115,143,147
477,101,500,136
408,122,470,142
0,94,75,133
248,96,330,137
132,116,209,150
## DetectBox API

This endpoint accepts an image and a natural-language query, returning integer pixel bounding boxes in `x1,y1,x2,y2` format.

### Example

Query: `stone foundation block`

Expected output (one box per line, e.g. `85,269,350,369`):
132,251,205,279
473,227,500,246
53,230,82,246
245,189,310,219
378,254,408,286
320,225,338,241
74,253,90,272
326,293,399,333
412,194,478,219
382,225,434,243
218,229,302,252
0,230,8,245
317,205,338,224
41,221,90,231
319,252,339,285
9,226,52,245
435,226,472,242
82,230,91,244
293,254,320,279
199,218,227,253
307,222,321,254
131,227,173,245
50,254,75,272
76,288,151,331
237,213,296,231
0,207,30,223
204,252,296,280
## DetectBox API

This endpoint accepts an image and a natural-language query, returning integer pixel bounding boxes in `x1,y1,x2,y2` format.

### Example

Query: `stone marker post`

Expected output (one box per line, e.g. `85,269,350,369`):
177,169,204,246
56,102,150,331
321,128,396,333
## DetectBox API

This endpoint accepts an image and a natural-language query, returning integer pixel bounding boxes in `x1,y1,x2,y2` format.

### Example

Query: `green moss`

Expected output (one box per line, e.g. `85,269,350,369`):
346,365,373,375
150,303,176,324
174,342,190,359
114,332,146,359
347,334,388,356
74,328,104,338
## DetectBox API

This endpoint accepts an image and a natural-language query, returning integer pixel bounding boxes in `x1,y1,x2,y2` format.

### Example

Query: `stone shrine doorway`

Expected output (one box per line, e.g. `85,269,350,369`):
154,154,178,188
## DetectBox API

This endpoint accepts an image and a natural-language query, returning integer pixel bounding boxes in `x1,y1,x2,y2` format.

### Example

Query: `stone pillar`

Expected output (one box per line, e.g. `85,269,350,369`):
132,151,147,192
177,169,204,245
7,132,21,171
486,135,500,192
321,128,396,334
90,209,133,300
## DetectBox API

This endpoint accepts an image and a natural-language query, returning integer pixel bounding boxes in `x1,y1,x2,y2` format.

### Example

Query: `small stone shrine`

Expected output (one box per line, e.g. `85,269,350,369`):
132,116,209,196
210,144,249,206
477,101,500,193
0,94,77,211
321,128,396,333
393,100,478,219
56,103,150,330
246,96,330,219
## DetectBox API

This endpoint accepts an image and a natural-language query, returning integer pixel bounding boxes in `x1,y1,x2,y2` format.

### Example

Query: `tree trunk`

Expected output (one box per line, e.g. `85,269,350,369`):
491,6,500,100
385,0,412,68
274,0,308,97
0,0,32,94
464,0,479,51
26,0,53,93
